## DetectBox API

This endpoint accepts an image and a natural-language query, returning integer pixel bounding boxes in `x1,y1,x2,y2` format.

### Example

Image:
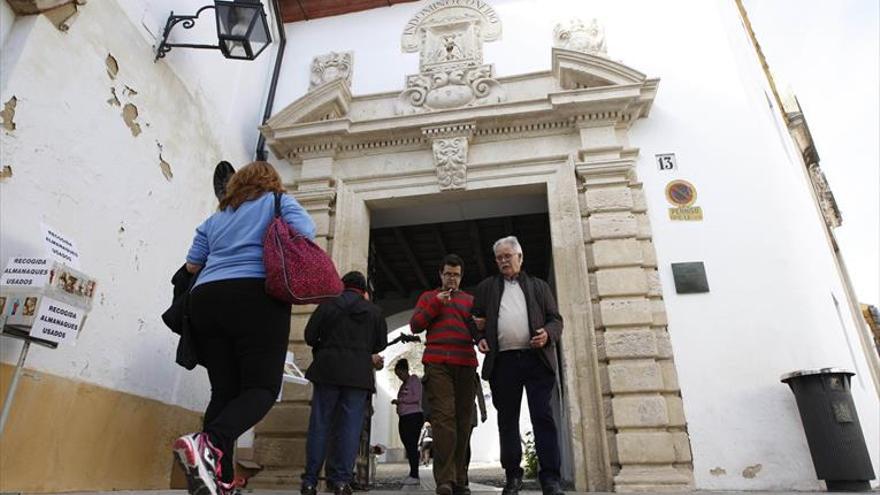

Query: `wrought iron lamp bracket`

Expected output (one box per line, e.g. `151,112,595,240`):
155,5,218,61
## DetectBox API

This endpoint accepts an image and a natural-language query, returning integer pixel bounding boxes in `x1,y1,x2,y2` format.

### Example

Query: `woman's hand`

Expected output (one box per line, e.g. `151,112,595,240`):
185,262,202,274
477,339,490,354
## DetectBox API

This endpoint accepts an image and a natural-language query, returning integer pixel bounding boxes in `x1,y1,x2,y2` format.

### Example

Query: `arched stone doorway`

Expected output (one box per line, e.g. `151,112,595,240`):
255,2,693,491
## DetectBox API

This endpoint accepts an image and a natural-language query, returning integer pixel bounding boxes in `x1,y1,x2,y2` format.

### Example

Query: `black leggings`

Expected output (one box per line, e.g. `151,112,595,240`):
190,278,291,483
398,412,424,478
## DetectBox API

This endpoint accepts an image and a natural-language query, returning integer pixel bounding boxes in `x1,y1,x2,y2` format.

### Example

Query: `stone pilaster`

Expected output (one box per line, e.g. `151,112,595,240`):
575,124,694,492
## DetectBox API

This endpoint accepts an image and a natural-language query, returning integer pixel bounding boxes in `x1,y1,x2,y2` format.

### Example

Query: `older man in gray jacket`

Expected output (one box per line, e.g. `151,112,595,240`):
473,236,564,495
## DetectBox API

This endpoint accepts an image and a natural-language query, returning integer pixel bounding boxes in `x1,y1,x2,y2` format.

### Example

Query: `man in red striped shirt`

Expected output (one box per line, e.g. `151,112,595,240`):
410,254,479,495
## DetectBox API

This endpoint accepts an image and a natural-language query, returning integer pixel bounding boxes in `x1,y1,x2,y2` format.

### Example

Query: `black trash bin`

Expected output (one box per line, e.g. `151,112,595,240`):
781,368,876,492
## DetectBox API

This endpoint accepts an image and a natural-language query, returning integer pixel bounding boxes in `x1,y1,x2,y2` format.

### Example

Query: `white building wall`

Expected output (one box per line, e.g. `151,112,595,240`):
629,1,879,489
270,0,879,489
0,0,280,412
0,1,14,49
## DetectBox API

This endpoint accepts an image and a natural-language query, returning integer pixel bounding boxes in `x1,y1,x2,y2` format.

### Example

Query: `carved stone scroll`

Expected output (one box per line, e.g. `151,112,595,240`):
553,18,608,57
423,122,474,191
310,51,353,90
433,137,468,190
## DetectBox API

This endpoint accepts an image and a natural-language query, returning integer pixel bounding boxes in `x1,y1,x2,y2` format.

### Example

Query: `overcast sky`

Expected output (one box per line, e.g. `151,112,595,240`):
743,0,879,306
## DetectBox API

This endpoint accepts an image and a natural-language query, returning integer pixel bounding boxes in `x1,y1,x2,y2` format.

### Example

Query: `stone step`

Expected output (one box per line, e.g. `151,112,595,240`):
281,380,313,402
254,436,308,468
255,402,311,435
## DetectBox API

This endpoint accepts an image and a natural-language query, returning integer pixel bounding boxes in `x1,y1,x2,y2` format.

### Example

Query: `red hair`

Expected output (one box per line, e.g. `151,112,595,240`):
218,161,284,210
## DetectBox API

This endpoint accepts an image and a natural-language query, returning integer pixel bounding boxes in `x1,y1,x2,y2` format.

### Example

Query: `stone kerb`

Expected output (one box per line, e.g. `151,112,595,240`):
577,155,694,491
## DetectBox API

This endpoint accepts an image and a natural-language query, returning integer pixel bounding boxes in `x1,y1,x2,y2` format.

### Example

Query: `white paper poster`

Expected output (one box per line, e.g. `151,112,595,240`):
0,257,51,289
29,297,84,345
40,223,81,269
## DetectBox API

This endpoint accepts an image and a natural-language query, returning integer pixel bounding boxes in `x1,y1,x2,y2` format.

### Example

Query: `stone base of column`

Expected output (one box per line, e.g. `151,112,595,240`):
614,465,694,492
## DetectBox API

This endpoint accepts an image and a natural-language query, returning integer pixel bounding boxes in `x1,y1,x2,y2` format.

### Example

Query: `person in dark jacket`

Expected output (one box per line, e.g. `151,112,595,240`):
472,236,564,495
301,271,388,495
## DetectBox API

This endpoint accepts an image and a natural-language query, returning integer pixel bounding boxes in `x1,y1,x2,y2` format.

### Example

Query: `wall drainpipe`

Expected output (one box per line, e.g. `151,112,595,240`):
255,0,285,161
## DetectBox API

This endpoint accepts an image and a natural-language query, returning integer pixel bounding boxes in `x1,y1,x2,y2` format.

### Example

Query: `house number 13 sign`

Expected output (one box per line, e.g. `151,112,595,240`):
656,153,678,171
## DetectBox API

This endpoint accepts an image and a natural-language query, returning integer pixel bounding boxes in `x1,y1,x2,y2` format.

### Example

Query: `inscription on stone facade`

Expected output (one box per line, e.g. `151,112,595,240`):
402,0,501,52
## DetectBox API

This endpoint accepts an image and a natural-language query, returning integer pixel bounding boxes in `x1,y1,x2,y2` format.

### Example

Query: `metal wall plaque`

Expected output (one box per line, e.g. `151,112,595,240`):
671,262,709,294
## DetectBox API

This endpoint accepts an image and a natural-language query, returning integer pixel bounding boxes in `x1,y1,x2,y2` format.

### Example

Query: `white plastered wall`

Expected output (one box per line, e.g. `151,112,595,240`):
0,0,278,412
0,1,14,49
267,0,879,489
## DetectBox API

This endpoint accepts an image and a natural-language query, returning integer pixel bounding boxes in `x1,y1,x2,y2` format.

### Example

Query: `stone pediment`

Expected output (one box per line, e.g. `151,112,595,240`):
261,5,659,161
552,47,648,89
264,78,353,130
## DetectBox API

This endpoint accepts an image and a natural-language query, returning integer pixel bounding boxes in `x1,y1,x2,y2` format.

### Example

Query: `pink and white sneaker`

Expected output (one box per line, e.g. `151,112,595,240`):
173,432,224,495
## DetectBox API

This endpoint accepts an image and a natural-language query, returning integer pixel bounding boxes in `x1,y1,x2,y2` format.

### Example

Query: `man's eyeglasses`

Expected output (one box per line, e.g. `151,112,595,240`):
495,253,517,262
441,272,462,278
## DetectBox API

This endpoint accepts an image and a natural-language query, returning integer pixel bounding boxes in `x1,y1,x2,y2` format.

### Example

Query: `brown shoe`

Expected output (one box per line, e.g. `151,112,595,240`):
436,482,454,495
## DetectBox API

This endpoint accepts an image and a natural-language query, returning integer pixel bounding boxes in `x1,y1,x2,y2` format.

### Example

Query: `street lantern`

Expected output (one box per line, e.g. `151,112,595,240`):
155,0,272,62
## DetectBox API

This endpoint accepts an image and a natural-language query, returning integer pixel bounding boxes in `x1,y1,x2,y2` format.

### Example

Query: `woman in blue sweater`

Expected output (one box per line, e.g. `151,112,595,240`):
173,161,315,495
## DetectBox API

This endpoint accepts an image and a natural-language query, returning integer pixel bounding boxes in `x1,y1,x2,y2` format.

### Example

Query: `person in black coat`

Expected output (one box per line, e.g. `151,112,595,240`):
301,271,388,495
472,236,564,495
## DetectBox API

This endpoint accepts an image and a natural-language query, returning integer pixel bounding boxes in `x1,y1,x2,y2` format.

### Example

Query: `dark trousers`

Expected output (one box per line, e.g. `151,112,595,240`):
489,350,560,486
303,384,369,486
190,278,291,483
398,412,424,478
425,363,476,486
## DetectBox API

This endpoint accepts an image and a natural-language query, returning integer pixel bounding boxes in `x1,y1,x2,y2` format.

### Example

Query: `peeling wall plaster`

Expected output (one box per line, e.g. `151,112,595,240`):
121,102,141,136
742,464,763,479
1,95,16,130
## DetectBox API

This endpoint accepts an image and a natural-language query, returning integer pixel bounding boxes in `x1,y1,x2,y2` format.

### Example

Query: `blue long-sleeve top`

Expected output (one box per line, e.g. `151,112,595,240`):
186,191,316,288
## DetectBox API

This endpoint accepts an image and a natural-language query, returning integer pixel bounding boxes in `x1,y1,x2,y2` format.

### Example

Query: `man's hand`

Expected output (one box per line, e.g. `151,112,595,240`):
477,339,490,354
372,354,385,370
436,290,453,305
472,316,486,331
530,328,549,348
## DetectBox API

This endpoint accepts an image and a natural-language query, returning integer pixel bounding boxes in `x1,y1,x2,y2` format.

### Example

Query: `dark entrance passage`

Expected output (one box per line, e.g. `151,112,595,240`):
368,213,552,313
